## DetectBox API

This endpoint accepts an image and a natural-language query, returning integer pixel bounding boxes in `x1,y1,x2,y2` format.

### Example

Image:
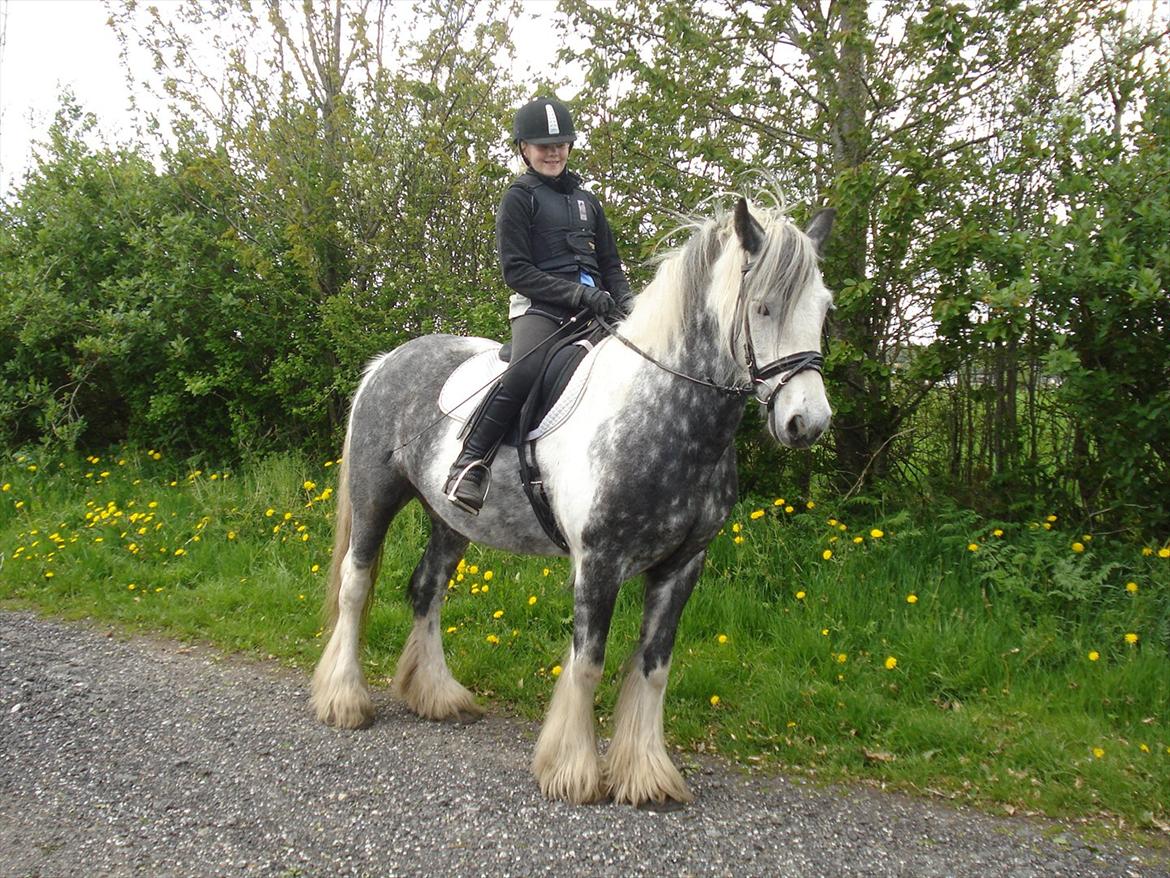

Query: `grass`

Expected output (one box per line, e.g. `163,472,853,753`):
2,447,1169,840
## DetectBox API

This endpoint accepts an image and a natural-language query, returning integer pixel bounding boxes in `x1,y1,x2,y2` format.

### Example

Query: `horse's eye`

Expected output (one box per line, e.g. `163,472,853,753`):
755,302,770,317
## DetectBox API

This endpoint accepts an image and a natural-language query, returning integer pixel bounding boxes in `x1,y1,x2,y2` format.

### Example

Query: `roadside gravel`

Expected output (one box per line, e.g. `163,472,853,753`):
1,610,1166,878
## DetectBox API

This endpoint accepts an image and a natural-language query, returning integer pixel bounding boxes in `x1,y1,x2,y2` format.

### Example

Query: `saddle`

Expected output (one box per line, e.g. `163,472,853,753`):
437,326,608,548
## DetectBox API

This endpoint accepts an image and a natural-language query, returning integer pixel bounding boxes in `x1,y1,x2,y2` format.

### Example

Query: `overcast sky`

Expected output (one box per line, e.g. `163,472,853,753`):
0,0,571,193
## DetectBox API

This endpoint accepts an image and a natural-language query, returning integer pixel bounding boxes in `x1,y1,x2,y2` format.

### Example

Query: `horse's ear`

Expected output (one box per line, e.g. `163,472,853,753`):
734,198,765,255
804,208,836,255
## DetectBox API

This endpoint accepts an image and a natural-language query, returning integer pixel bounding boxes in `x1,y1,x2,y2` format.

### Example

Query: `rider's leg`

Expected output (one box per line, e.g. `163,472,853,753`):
444,313,567,513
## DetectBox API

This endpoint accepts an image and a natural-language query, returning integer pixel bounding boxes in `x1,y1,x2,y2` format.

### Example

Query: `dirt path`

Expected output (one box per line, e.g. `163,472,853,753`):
1,610,1165,877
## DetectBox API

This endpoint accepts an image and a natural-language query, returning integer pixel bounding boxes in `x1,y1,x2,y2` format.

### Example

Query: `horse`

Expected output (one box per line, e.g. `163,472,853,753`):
310,193,835,808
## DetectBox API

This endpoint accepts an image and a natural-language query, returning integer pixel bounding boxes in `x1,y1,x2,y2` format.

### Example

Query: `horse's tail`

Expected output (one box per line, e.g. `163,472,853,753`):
322,427,381,631
322,432,352,631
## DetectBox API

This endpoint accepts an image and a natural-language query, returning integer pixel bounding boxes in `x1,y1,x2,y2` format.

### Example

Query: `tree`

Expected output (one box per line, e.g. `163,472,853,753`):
562,0,1122,498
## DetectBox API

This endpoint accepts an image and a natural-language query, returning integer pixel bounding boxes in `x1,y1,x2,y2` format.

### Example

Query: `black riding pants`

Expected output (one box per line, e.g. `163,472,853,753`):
498,312,579,399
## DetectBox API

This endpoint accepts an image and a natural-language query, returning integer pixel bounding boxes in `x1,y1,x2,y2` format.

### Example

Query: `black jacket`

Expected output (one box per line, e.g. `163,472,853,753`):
496,168,633,321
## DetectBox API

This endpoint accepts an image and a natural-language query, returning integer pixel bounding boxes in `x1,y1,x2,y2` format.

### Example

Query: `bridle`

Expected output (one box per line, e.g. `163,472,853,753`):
595,256,824,410
731,258,824,410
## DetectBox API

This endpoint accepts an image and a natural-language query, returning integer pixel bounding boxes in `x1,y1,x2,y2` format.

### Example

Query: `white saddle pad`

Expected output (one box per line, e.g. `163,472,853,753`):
438,339,605,441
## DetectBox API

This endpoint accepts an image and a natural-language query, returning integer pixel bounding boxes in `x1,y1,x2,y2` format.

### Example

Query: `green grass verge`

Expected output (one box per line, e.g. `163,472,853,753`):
2,448,1168,838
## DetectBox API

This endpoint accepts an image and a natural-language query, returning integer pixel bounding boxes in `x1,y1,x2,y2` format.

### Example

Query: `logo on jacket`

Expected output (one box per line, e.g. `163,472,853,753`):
577,199,588,222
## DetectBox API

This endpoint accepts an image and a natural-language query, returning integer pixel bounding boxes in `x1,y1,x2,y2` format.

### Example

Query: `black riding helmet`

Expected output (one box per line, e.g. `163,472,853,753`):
512,97,576,145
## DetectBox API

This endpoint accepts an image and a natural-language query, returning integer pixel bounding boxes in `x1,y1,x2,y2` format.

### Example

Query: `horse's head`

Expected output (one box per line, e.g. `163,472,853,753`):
731,199,834,449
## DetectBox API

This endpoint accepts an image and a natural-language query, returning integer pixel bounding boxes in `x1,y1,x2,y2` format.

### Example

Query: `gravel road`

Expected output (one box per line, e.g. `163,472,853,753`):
1,610,1166,878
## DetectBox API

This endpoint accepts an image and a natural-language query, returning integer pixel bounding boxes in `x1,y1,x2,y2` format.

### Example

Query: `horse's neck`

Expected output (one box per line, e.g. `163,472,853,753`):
615,321,747,455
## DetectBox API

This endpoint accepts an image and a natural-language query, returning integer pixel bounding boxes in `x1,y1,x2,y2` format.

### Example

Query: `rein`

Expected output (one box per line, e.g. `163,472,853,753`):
594,258,824,409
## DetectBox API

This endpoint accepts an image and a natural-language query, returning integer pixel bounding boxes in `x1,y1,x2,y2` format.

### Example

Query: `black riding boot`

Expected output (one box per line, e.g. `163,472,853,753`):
444,383,525,514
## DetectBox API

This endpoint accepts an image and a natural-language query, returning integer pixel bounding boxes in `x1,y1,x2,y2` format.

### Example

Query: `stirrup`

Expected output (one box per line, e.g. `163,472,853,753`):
445,460,491,515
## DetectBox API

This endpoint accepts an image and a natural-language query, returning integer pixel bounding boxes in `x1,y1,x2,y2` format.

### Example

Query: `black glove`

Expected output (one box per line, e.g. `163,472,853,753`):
581,286,616,318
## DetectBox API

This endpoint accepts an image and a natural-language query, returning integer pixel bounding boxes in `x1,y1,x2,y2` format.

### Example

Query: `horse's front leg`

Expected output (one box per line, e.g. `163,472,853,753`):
532,560,620,804
605,550,706,808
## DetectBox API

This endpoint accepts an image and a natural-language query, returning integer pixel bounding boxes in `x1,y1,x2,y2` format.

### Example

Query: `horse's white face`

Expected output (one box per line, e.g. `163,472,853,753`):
758,270,833,448
736,205,835,449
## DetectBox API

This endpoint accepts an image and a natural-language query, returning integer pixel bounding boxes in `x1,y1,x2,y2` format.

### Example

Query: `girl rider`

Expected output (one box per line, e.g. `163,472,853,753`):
445,97,633,513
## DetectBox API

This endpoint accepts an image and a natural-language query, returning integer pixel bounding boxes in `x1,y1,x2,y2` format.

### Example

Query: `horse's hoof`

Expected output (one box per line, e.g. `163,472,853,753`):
448,707,485,725
636,796,687,813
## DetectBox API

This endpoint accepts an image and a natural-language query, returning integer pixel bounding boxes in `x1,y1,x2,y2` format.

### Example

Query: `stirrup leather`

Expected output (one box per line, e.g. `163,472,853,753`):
445,460,492,514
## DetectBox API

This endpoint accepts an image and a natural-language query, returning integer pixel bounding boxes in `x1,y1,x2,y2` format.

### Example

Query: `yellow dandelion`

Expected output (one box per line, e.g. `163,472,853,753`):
493,609,504,619
542,567,551,576
967,543,979,552
884,656,898,670
303,480,316,491
852,536,863,544
1125,581,1138,594
485,634,500,645
709,695,721,707
734,535,745,544
481,584,489,593
1125,632,1139,645
785,505,794,514
265,508,275,517
821,629,829,636
551,665,562,677
822,549,832,560
731,522,742,533
1,483,9,492
717,634,729,644
906,594,918,604
44,570,54,579
483,570,493,581
1046,514,1057,523
806,501,816,509
773,498,785,506
469,564,479,574
1092,747,1104,759
227,531,237,540
993,528,1004,537
870,528,884,539
174,548,187,557
1159,547,1170,559
750,509,765,520
828,518,838,527
311,564,320,573
447,626,457,634
1139,743,1150,753
128,583,137,591
528,595,537,605
1088,650,1100,661
1142,547,1153,556
1071,542,1084,554
836,653,847,663
795,591,806,600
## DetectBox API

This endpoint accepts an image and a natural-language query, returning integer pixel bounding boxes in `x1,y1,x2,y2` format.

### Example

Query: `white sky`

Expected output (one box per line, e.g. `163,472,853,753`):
0,0,572,194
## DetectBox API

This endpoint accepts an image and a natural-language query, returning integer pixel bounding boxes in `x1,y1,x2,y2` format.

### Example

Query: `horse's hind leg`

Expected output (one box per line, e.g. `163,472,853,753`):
311,454,405,730
392,515,482,722
605,550,705,808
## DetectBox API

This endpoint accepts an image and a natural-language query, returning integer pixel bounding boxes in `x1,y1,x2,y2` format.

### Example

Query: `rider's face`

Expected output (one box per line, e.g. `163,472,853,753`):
521,141,571,177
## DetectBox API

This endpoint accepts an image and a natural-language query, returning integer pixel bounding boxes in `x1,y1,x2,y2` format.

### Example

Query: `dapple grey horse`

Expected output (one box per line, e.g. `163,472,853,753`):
311,194,834,807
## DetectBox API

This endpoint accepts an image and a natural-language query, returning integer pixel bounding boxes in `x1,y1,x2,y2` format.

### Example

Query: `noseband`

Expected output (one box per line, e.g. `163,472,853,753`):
594,256,824,409
732,258,824,410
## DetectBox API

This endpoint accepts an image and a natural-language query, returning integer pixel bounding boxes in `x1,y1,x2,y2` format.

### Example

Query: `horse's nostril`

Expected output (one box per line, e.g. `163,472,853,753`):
787,414,804,438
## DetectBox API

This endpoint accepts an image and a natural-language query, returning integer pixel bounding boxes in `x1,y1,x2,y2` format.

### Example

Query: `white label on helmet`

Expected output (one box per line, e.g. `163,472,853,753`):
545,104,560,135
